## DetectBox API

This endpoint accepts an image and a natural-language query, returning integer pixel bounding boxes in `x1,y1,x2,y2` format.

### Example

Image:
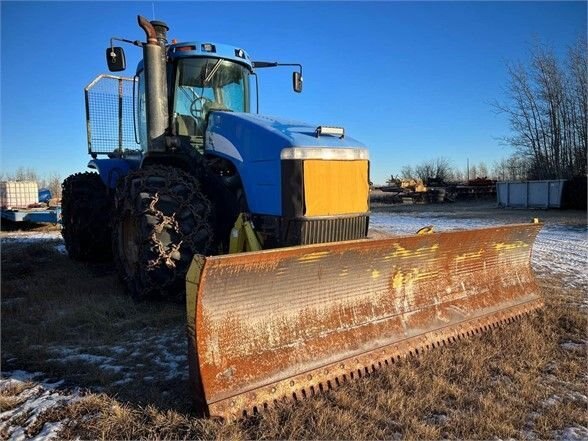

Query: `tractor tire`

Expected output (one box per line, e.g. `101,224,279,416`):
61,172,113,261
112,165,213,300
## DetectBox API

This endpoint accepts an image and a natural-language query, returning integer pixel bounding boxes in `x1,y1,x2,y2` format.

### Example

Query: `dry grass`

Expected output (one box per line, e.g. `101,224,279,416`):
0,380,34,411
1,239,586,440
1,240,189,410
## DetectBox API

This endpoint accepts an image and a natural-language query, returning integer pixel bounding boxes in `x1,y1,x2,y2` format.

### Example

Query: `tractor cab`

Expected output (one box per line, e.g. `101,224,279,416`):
133,42,254,151
107,22,301,155
172,55,251,146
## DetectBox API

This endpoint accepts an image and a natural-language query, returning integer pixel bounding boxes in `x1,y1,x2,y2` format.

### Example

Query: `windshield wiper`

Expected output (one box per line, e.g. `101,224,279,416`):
204,59,222,84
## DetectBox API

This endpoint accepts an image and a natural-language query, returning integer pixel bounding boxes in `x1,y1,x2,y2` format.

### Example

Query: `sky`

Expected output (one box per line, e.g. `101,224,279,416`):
1,1,586,185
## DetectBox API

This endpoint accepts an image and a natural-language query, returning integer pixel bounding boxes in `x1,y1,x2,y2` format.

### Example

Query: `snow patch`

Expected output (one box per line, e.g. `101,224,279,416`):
0,371,79,441
112,378,133,386
49,347,111,362
42,326,188,388
1,298,26,307
0,232,62,243
46,347,127,378
29,421,64,441
531,225,588,290
3,371,45,383
556,426,588,441
54,244,67,255
543,395,561,407
560,341,586,352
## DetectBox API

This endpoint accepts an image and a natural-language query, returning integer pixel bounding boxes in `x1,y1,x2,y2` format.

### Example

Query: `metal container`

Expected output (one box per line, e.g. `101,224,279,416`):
496,180,567,208
0,181,39,208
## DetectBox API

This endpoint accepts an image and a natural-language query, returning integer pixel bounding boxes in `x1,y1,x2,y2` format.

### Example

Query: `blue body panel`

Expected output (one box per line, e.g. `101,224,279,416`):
88,158,140,189
205,112,366,216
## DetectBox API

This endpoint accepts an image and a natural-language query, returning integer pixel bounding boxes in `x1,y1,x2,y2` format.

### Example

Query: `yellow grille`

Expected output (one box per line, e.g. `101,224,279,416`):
303,160,369,216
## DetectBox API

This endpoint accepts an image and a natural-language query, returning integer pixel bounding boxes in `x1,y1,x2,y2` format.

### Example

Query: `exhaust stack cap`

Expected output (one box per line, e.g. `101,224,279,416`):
150,20,169,32
150,20,169,47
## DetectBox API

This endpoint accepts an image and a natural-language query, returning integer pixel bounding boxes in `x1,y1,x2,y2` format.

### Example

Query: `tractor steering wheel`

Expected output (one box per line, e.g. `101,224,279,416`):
189,96,210,120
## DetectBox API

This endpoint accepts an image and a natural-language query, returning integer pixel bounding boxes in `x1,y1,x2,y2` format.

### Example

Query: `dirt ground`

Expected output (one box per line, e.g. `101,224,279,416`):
1,202,586,440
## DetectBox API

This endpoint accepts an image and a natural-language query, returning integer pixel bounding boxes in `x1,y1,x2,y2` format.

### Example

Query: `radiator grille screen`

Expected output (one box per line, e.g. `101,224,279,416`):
287,215,369,245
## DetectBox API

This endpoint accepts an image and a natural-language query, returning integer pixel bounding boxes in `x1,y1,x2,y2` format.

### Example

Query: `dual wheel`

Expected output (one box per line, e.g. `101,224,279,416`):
61,173,113,261
62,166,213,300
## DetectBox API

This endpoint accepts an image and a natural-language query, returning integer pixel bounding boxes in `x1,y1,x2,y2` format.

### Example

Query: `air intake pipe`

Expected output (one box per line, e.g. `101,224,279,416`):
138,16,169,153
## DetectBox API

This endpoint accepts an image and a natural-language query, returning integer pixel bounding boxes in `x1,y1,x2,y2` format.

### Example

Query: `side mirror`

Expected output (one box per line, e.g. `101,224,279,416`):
106,47,126,72
293,71,303,93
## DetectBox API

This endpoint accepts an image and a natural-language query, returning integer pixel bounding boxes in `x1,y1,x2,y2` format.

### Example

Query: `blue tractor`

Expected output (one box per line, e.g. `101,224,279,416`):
62,16,370,299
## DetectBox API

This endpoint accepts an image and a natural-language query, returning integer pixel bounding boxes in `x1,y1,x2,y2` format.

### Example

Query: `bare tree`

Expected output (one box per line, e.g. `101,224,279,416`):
414,157,454,184
400,165,415,180
414,163,434,182
394,158,455,185
492,158,509,181
477,162,489,178
495,38,587,179
568,38,588,176
469,164,478,181
44,173,62,199
453,168,465,183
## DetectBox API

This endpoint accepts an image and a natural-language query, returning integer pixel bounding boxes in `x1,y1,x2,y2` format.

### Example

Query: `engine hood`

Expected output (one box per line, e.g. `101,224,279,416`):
205,112,367,162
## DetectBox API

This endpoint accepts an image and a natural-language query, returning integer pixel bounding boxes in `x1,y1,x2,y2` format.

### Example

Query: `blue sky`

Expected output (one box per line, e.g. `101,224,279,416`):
1,1,586,184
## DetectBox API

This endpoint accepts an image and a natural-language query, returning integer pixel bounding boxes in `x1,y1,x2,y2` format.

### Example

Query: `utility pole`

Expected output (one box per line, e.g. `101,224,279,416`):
467,158,470,183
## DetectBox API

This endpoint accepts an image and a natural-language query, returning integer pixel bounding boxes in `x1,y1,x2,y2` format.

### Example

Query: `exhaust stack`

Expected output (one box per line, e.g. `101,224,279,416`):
137,16,169,153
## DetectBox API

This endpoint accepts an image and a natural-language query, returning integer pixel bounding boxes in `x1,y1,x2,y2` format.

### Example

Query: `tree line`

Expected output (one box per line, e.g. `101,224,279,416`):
386,156,528,186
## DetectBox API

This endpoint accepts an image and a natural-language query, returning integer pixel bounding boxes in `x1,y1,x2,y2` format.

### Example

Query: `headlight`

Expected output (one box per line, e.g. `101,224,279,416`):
280,147,369,160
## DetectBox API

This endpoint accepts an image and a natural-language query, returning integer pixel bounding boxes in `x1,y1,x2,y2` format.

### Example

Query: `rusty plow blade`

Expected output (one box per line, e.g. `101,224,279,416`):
186,223,543,419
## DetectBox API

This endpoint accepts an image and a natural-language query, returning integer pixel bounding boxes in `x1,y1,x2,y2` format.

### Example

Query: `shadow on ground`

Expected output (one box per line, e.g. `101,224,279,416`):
1,239,194,414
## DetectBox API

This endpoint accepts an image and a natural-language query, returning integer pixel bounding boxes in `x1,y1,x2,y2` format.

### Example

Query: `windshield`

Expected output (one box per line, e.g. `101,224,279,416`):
173,58,250,140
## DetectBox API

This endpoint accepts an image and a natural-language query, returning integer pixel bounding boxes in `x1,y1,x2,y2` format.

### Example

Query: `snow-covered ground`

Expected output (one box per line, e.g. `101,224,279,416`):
41,326,189,386
1,328,187,439
0,371,80,441
0,231,62,243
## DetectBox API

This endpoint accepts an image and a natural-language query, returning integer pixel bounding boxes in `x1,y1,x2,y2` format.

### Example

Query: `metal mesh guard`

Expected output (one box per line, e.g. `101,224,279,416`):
85,74,139,155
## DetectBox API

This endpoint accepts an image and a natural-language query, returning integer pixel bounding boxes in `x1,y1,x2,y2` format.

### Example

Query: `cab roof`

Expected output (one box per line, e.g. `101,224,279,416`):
136,41,253,73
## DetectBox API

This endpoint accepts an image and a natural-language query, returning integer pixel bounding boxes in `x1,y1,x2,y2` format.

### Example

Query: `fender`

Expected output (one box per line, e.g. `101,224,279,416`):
88,158,141,189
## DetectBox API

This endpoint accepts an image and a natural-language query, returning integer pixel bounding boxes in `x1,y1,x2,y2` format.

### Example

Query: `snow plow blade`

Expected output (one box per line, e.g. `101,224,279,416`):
186,222,542,419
